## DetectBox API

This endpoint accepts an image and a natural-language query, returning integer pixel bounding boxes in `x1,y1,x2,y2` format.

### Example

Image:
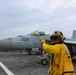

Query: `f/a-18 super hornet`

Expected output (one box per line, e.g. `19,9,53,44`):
0,30,51,65
0,30,50,54
0,30,76,65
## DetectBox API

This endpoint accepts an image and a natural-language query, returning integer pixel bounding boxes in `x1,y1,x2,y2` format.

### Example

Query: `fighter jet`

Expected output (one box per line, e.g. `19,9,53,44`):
0,30,76,65
0,30,50,54
0,30,51,65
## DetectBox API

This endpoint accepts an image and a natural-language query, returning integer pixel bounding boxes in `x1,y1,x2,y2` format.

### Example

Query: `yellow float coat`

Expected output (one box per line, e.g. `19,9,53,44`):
43,43,75,75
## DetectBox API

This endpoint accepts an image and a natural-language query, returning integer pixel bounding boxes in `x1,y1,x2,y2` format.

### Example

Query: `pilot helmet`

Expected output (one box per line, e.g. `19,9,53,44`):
50,31,65,42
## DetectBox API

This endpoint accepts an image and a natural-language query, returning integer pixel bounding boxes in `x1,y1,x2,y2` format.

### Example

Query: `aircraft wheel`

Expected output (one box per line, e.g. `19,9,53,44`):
41,59,47,65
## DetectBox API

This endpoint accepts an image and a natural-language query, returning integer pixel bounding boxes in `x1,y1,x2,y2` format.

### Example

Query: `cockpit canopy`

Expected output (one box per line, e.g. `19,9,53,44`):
29,30,45,36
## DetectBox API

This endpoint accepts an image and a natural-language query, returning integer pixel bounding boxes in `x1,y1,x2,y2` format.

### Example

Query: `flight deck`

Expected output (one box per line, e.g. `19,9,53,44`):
0,51,49,75
0,51,76,75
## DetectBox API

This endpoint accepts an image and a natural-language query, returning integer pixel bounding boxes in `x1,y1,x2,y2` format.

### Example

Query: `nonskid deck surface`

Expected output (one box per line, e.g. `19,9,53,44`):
0,51,49,75
0,51,76,75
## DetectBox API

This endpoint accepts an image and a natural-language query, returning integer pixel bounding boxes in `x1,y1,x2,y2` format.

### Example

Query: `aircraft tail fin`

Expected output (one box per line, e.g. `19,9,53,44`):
72,30,76,39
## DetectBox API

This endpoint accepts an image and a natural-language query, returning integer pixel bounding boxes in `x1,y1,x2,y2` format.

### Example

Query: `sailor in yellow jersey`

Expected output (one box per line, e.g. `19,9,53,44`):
41,31,75,75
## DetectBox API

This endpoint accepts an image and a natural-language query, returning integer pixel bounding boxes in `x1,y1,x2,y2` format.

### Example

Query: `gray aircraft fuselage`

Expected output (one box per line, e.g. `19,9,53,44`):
0,33,50,51
0,30,76,57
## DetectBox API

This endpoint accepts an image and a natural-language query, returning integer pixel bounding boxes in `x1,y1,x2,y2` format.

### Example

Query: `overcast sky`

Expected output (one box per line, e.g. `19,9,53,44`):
0,0,76,39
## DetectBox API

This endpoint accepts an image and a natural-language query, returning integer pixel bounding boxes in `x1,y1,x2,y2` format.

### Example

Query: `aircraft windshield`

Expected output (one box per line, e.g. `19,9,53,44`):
29,30,45,36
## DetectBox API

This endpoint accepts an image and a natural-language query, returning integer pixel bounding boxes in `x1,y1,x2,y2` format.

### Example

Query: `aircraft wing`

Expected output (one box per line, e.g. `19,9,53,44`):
64,38,76,44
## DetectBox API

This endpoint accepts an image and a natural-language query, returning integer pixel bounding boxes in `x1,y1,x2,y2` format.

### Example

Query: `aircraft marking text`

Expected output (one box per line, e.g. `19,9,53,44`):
21,38,29,41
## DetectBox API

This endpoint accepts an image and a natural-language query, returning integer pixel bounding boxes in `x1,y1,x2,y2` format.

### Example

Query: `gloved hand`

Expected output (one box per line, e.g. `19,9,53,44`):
40,38,46,45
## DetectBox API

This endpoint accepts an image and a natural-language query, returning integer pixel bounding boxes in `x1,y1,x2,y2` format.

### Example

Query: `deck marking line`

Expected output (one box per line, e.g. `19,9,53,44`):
0,61,14,75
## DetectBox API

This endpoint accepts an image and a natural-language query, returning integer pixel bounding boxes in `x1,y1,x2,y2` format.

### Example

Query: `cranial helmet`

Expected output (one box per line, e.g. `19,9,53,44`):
50,31,65,42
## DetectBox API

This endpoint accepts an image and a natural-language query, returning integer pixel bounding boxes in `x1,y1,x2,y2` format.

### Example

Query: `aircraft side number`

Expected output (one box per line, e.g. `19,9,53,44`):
21,38,29,41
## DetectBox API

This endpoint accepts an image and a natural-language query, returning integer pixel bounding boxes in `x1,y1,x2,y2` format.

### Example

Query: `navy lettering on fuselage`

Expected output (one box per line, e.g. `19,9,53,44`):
21,38,29,41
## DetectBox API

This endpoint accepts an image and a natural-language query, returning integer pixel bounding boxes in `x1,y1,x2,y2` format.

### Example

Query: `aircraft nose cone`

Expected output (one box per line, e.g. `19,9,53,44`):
0,38,12,50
